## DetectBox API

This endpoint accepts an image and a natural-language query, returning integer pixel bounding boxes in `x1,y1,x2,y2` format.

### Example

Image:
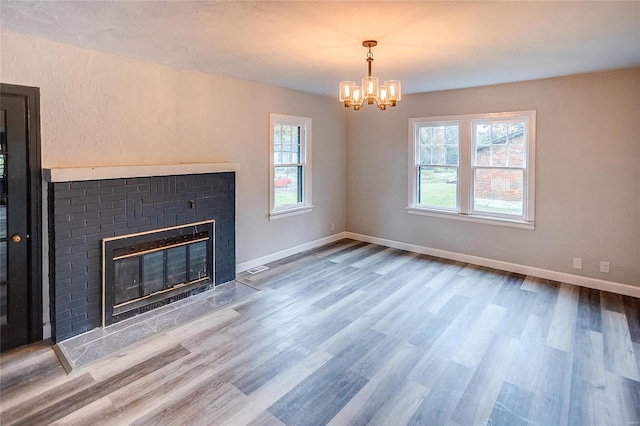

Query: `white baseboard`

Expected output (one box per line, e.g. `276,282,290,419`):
234,230,639,298
345,232,640,298
236,232,348,274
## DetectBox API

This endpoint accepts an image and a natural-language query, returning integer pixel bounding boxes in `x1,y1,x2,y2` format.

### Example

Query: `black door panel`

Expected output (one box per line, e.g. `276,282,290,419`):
0,85,42,352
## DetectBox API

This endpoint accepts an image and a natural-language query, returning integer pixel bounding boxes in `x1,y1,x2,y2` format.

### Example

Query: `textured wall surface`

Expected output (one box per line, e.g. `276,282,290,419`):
2,29,638,341
347,69,640,286
0,30,347,263
2,30,347,336
49,172,235,342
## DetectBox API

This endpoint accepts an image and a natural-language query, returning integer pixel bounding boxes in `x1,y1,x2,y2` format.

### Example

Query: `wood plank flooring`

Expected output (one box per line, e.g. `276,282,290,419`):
1,239,639,425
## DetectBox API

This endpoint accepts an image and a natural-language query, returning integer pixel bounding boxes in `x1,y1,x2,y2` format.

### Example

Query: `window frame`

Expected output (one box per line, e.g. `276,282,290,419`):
408,110,536,229
269,113,313,219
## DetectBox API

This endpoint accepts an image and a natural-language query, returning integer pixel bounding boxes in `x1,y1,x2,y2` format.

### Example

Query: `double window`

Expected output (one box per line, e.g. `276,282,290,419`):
269,113,312,219
408,111,535,228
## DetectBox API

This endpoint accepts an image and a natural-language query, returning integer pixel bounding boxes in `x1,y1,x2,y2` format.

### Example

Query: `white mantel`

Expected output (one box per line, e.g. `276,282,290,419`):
43,162,240,182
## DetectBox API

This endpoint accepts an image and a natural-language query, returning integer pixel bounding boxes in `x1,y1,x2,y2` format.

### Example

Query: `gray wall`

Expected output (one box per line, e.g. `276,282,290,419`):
2,30,637,292
347,69,640,286
0,30,348,266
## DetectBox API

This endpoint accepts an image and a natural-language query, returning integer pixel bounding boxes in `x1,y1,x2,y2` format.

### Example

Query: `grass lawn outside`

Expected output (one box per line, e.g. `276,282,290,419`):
419,168,457,209
420,182,457,209
275,187,300,208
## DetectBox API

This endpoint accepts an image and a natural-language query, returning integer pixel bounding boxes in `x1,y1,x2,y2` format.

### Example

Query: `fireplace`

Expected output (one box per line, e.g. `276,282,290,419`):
102,220,215,326
45,164,237,343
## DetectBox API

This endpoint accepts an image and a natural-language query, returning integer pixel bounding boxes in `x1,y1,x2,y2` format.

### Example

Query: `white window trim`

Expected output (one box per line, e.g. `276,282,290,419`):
269,113,313,220
407,110,536,229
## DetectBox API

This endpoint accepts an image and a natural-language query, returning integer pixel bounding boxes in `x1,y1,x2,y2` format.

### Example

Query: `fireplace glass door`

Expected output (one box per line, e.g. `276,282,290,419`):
103,221,214,326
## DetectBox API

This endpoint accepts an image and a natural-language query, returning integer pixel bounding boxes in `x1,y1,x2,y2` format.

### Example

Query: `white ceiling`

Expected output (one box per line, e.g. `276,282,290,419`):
2,1,639,97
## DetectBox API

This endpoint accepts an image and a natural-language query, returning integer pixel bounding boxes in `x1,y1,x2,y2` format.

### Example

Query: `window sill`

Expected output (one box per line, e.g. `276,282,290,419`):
406,207,534,230
269,205,314,220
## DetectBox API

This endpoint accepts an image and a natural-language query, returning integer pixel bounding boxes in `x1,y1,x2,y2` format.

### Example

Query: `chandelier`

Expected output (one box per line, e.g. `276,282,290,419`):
339,40,401,110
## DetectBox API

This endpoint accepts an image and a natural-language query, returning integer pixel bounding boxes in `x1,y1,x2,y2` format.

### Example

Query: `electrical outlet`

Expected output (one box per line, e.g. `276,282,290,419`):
600,261,610,274
331,222,335,231
573,257,582,270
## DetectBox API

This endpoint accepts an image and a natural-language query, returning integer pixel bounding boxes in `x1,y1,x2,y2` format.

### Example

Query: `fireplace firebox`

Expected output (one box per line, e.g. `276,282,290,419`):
102,220,214,326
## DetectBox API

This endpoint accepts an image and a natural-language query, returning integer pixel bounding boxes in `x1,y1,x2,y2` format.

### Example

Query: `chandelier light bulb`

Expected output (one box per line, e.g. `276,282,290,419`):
352,86,362,110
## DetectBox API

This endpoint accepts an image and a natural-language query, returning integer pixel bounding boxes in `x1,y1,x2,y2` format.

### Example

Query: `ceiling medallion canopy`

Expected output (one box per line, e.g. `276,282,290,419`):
339,40,401,111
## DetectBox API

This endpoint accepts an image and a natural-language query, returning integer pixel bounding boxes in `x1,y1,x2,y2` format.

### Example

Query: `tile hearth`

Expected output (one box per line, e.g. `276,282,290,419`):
54,281,259,372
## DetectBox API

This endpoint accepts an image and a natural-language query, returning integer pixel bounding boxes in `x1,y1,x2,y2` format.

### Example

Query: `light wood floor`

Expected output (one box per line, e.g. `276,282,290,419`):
1,239,639,425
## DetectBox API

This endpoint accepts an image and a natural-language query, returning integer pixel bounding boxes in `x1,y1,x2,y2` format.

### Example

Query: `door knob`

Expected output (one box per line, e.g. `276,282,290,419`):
11,234,21,243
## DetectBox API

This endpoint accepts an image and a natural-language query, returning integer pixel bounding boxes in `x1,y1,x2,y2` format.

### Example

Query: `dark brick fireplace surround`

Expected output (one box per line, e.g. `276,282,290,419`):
47,169,236,343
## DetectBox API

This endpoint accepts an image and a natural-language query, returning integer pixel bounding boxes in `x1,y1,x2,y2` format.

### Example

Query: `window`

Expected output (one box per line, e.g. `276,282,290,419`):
408,111,535,229
269,113,312,219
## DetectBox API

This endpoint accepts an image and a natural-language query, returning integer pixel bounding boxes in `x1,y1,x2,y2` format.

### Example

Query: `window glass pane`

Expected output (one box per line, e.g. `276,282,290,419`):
445,126,459,145
476,145,490,166
292,125,299,146
419,126,429,144
418,124,458,166
291,133,300,163
446,146,459,166
475,123,491,146
274,123,302,165
508,145,525,167
274,166,302,208
508,122,525,142
419,146,432,165
492,123,508,144
274,124,281,145
433,146,446,165
294,125,302,163
474,168,523,216
475,119,526,168
418,166,457,209
491,146,508,167
283,124,291,147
